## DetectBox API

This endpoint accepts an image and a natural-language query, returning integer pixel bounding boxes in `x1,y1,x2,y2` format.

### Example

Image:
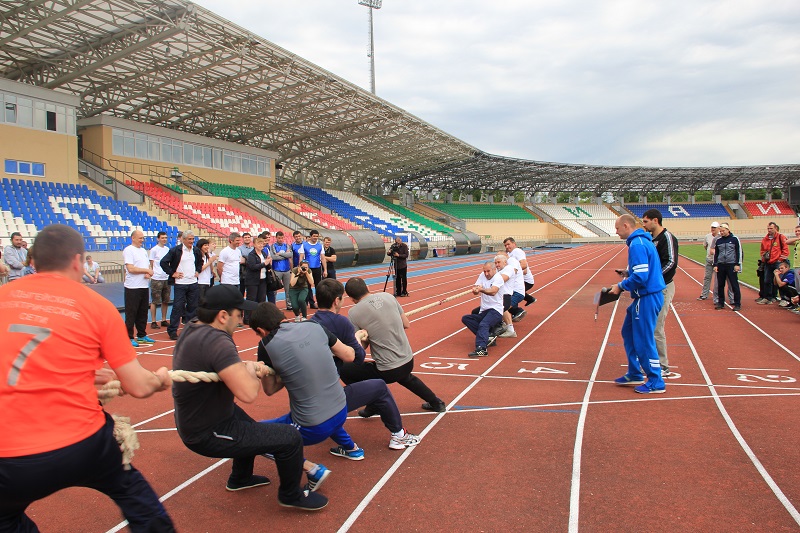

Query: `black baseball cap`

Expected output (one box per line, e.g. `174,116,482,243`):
202,284,259,311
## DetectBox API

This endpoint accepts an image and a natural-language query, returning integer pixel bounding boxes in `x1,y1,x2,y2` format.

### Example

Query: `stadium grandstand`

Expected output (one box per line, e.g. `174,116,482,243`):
0,0,798,269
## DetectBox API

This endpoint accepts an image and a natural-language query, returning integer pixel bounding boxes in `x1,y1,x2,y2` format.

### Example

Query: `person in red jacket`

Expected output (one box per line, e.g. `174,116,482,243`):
757,222,789,304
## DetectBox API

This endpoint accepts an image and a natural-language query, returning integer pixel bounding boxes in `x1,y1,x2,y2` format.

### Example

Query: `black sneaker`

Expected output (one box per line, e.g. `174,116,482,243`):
732,305,741,311
714,305,724,310
357,405,379,418
226,474,270,492
421,400,446,413
523,294,536,306
168,332,178,340
468,348,488,357
151,321,160,329
160,320,169,327
279,490,329,511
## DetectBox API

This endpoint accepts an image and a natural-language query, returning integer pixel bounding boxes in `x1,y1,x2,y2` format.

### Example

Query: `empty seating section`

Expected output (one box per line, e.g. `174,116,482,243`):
368,196,455,235
130,180,279,237
165,182,188,194
193,180,275,202
626,203,729,219
271,191,360,231
1,178,176,251
742,201,796,217
424,202,537,221
535,204,618,237
287,185,446,240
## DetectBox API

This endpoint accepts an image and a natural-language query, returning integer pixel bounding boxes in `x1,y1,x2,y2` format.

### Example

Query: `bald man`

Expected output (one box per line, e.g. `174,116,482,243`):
609,215,666,394
123,230,155,347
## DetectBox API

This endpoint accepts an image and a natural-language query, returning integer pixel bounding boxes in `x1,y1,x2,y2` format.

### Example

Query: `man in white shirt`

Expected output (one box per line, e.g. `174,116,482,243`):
502,241,528,323
149,231,171,329
494,253,519,338
218,232,245,287
123,229,154,347
159,230,203,341
698,222,720,301
504,237,536,307
461,261,505,357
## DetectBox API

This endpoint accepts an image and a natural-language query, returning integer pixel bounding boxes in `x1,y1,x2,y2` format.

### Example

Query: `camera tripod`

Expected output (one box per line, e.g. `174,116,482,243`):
383,257,395,293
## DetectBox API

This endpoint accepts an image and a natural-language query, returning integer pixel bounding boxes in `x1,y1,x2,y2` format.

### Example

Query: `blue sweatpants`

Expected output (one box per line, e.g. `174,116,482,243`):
621,291,665,389
263,405,354,449
462,309,503,349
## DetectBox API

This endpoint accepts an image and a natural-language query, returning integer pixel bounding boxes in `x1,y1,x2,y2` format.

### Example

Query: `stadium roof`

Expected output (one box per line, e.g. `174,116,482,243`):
2,0,798,196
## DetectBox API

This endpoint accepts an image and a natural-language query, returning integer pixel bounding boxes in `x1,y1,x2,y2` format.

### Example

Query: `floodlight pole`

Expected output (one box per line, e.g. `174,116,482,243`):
358,0,382,95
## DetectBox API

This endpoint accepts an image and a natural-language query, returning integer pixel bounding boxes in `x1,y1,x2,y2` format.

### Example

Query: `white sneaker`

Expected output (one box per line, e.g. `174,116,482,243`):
389,431,421,450
295,316,304,322
778,300,790,307
498,329,517,338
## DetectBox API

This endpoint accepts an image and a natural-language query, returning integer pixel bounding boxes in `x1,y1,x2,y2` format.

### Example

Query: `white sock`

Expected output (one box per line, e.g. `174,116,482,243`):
391,428,406,438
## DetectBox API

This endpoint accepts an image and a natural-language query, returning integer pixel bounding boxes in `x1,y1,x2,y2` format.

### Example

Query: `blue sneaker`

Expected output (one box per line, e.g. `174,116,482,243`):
329,445,365,461
137,336,156,344
614,374,645,386
130,338,139,348
634,384,666,394
306,464,331,492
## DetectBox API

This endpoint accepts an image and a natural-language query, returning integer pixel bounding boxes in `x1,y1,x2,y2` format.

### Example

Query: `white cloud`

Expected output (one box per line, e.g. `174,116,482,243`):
191,0,800,167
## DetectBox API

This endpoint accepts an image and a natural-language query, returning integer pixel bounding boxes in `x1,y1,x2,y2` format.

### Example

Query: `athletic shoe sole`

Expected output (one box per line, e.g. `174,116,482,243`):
634,386,666,394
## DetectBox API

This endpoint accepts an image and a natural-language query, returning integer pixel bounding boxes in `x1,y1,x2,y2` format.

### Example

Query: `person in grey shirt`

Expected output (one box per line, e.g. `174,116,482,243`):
340,277,446,413
238,232,254,296
3,232,28,281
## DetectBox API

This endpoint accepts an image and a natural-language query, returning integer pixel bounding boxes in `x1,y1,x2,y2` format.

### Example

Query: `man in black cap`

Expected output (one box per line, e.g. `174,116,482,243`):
171,284,327,510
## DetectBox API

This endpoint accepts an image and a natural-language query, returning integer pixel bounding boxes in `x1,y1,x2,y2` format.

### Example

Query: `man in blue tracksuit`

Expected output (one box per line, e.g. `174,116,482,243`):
609,214,666,394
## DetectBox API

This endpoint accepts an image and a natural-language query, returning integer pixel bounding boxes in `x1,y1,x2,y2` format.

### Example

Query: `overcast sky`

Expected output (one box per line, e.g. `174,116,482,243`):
191,0,800,168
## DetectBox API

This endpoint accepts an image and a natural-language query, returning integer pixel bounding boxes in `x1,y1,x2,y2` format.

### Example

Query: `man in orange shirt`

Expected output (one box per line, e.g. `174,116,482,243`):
0,225,174,532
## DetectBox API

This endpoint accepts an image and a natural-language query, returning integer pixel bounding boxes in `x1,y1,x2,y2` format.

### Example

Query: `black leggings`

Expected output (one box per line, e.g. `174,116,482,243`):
339,358,439,405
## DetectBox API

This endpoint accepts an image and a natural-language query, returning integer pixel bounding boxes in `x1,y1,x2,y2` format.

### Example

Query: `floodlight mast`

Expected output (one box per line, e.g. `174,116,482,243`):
358,0,382,94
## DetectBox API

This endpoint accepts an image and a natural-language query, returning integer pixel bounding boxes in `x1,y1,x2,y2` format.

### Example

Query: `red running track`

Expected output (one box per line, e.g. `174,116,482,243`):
25,244,800,532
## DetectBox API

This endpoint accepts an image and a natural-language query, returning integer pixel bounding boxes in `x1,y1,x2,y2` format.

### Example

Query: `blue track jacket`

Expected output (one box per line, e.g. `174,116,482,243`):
618,228,666,298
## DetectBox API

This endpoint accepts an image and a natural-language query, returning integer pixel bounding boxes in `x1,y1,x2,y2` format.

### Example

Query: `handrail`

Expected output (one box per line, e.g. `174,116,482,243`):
79,150,145,203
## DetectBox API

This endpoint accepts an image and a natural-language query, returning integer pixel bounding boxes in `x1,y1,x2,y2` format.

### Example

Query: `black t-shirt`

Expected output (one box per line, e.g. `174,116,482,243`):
172,320,242,443
324,246,336,276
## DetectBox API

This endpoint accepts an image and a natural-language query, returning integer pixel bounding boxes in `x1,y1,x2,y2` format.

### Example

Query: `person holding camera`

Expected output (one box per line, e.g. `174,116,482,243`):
388,236,409,297
288,259,314,322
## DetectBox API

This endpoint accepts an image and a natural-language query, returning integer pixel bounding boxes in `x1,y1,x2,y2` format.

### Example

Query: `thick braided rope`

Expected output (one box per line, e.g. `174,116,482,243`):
404,288,473,317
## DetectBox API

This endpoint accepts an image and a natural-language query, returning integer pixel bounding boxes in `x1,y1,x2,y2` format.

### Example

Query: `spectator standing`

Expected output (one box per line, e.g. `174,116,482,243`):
787,225,800,275
713,223,743,311
270,231,293,310
160,230,203,341
217,232,244,288
196,238,215,302
322,237,337,279
149,231,171,329
123,230,155,347
0,224,174,532
609,214,666,394
303,230,324,309
388,236,409,297
82,255,105,284
3,232,28,282
757,222,789,304
461,261,505,358
291,230,305,268
238,232,254,296
698,222,720,301
641,208,679,376
244,236,272,324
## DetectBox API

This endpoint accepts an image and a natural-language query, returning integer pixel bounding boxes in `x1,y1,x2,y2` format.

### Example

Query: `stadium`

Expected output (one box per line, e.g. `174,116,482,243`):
1,1,800,532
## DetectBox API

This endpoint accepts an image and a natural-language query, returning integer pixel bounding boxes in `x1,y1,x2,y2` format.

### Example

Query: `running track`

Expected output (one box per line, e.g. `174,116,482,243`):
28,244,800,532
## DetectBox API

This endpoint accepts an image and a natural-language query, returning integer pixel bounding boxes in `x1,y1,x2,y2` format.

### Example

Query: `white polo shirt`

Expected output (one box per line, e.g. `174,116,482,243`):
218,246,242,285
149,244,170,281
476,272,505,315
123,245,150,289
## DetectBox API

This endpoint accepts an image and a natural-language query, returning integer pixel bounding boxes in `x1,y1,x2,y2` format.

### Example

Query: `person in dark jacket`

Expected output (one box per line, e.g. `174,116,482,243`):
244,237,273,324
713,223,743,311
388,236,410,297
160,230,204,340
642,208,679,376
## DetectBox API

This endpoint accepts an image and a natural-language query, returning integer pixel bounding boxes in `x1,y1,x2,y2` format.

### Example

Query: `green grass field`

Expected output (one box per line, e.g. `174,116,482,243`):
679,242,762,288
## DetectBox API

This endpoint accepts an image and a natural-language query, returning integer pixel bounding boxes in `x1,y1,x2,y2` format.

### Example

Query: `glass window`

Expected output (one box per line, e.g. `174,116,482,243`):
213,148,222,169
241,157,250,174
32,163,45,176
258,159,266,176
46,111,56,131
135,133,147,158
18,162,31,174
161,138,172,162
4,103,15,123
232,153,241,173
5,160,17,173
203,147,212,168
193,145,203,166
17,98,32,127
66,113,74,135
149,139,159,160
123,135,135,157
223,150,232,171
183,143,194,165
112,130,124,155
172,142,182,164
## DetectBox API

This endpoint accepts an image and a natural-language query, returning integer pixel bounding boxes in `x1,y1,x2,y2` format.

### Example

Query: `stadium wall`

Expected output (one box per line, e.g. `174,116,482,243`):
465,221,571,242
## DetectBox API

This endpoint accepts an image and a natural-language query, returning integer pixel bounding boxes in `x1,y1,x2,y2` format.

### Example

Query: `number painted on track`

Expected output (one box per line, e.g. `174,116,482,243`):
518,367,569,375
735,373,796,383
420,361,469,371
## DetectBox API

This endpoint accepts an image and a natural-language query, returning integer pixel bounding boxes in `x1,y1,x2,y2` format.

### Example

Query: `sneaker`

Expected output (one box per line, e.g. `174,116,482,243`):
714,305,724,310
130,338,139,348
295,316,303,323
614,374,645,386
791,307,800,314
329,445,365,461
697,296,708,300
512,309,527,322
310,303,318,309
151,321,160,329
137,336,156,344
732,305,741,312
421,400,446,413
634,384,666,394
389,430,421,450
160,320,169,327
769,298,780,304
778,300,790,307
524,294,536,306
468,348,488,357
487,335,497,347
490,324,507,337
498,329,517,338
357,405,378,418
661,369,672,377
226,474,271,491
756,298,769,304
306,464,331,492
168,332,178,341
278,490,329,511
